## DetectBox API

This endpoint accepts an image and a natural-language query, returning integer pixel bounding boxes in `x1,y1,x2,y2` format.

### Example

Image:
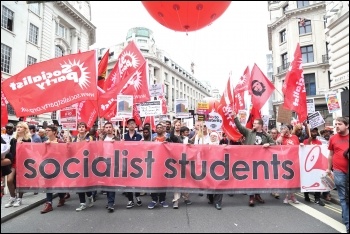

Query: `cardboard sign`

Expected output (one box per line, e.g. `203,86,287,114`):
306,98,315,114
277,105,293,124
60,106,77,130
149,84,163,97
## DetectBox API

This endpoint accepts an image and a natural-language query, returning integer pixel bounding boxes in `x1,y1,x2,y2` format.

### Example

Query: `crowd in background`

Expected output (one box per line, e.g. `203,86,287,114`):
1,115,348,232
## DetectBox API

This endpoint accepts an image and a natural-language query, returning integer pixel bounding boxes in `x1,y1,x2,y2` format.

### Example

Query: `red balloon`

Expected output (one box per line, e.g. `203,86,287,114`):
142,1,231,32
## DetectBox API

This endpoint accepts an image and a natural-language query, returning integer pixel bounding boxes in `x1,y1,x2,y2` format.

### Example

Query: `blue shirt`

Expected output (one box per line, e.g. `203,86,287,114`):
124,132,142,141
31,133,42,143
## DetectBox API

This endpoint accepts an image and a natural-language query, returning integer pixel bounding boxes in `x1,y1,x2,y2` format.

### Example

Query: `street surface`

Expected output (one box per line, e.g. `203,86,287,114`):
1,192,346,233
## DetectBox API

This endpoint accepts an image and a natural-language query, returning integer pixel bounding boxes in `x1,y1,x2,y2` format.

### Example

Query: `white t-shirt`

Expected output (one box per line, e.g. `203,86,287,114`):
104,135,114,141
1,134,13,145
194,134,210,145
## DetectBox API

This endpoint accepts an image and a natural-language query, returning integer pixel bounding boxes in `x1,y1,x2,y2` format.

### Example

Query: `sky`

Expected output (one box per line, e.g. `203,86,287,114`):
89,1,271,94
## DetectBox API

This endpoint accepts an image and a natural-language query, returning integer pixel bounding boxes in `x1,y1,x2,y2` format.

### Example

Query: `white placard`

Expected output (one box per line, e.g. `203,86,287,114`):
175,99,189,118
139,100,162,117
306,98,315,114
149,84,163,97
60,106,77,130
116,95,133,118
308,111,325,129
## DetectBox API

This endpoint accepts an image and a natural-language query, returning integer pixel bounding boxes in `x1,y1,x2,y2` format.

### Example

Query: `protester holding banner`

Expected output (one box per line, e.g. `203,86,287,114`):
194,124,210,145
276,125,300,205
232,111,274,207
4,122,31,208
326,117,349,233
207,131,223,210
269,128,280,199
40,125,67,214
171,126,192,209
101,122,120,213
148,123,169,209
123,118,143,209
141,127,152,141
1,123,15,145
303,128,325,206
72,122,95,212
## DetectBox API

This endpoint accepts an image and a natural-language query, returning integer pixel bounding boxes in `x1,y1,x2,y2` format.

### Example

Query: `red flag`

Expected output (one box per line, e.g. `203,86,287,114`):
104,41,145,91
2,51,97,117
248,64,275,111
76,100,98,129
159,95,168,114
98,61,150,119
282,43,307,122
132,104,142,126
98,49,109,89
143,116,156,132
217,73,242,141
1,89,9,127
245,105,262,129
234,66,250,93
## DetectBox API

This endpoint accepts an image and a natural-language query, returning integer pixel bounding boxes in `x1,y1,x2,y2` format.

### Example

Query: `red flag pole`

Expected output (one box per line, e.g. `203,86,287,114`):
122,118,125,140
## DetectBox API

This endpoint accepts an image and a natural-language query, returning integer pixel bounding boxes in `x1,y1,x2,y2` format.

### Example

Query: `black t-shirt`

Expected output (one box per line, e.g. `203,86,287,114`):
255,132,264,145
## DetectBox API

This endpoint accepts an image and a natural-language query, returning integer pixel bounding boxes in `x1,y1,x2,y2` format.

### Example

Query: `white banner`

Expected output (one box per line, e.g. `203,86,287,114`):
299,145,330,192
139,101,162,117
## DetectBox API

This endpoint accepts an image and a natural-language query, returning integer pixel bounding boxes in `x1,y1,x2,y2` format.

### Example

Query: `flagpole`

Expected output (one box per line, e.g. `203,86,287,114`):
122,118,125,140
275,89,284,99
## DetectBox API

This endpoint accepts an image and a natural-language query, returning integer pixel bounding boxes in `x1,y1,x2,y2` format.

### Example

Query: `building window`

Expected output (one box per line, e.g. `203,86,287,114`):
7,104,16,115
28,3,40,15
297,1,309,8
29,23,39,45
1,6,14,31
55,45,64,57
304,73,316,95
27,56,37,66
55,22,66,39
280,29,286,43
1,43,12,73
51,111,57,120
281,53,288,69
164,72,168,82
137,39,147,43
301,45,314,63
299,20,312,35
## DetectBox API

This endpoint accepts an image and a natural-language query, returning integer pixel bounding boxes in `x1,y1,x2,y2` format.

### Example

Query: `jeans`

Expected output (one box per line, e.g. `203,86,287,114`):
46,193,65,203
150,193,166,203
334,170,349,230
107,192,115,207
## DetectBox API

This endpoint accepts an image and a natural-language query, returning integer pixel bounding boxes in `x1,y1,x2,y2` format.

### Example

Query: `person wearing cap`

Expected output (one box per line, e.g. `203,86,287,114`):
232,110,275,207
123,118,143,209
1,123,15,145
302,128,325,206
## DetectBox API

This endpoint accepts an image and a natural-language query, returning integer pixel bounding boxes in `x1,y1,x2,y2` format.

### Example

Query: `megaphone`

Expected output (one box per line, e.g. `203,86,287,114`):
304,146,327,172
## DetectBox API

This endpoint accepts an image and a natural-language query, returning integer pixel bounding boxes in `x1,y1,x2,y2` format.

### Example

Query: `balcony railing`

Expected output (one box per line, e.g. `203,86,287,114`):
277,62,290,74
322,54,329,63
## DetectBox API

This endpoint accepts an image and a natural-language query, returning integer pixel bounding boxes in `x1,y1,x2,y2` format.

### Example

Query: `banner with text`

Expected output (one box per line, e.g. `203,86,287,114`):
16,143,328,193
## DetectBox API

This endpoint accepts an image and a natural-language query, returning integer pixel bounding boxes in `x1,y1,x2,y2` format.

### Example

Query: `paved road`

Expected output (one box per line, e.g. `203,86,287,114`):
1,191,346,233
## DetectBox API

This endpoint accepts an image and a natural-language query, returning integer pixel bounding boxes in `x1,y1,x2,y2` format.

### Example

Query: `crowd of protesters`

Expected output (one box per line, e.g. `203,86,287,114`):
1,115,348,232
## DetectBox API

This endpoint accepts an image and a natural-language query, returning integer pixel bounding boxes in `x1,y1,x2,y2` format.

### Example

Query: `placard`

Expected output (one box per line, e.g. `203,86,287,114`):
277,105,293,124
325,92,341,113
149,83,163,97
139,100,162,117
175,99,189,118
116,95,133,118
306,98,315,114
60,106,77,130
308,111,325,129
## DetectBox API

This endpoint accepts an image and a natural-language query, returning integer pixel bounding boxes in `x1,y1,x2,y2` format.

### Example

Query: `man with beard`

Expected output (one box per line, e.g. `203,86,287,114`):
232,111,275,207
326,117,349,233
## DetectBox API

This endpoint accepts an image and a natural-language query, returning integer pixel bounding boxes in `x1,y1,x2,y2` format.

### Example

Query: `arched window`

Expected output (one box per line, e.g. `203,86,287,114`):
55,45,64,57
